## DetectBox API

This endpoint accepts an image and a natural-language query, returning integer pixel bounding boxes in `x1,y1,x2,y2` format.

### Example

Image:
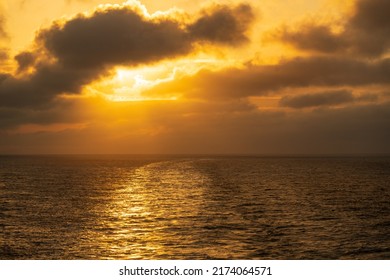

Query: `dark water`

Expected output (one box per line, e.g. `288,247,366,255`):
0,155,389,259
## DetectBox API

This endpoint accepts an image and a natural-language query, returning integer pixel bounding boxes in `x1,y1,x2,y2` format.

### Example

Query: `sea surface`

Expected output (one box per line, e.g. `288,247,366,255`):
0,155,389,259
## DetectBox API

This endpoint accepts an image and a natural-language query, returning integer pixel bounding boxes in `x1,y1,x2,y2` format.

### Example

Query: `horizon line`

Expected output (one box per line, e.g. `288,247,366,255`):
1,153,390,157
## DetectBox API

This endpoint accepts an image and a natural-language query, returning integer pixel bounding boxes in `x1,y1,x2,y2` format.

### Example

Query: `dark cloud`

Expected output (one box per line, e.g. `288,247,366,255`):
0,3,254,109
0,1,389,155
273,24,345,54
39,3,254,69
14,51,36,73
0,72,7,81
272,0,390,57
279,90,355,108
39,8,191,69
355,93,379,103
0,63,106,108
188,3,254,45
1,101,389,154
349,0,390,31
0,99,79,130
146,56,390,99
347,0,390,56
156,102,390,154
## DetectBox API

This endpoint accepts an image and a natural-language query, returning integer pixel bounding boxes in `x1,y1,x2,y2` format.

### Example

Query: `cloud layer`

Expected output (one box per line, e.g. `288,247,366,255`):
146,57,390,99
274,0,390,56
188,4,254,45
0,0,389,154
279,90,355,109
0,2,254,109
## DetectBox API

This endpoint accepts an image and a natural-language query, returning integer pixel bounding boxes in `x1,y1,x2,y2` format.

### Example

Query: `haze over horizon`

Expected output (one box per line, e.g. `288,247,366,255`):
1,0,390,154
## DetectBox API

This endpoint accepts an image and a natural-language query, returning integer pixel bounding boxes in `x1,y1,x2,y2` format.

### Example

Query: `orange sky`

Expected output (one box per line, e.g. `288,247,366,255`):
0,0,389,154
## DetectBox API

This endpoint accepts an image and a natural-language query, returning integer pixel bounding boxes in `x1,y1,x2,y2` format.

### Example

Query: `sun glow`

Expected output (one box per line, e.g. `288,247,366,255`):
90,56,228,102
88,66,176,102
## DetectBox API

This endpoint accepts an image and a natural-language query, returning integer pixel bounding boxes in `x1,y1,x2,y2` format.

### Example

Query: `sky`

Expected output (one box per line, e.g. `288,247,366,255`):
0,0,389,154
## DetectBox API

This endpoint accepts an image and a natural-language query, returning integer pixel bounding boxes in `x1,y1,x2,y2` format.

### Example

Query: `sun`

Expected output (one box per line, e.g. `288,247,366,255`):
87,55,225,102
88,66,178,102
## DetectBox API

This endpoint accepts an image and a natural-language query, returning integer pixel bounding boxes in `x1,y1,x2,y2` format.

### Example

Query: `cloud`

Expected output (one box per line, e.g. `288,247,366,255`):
1,0,389,155
138,101,390,154
1,101,390,154
14,51,37,73
271,0,390,57
146,56,390,99
279,90,379,109
0,2,254,109
39,2,254,69
38,8,191,69
0,99,79,130
273,24,346,54
0,63,105,108
279,90,355,108
188,3,254,45
347,0,390,56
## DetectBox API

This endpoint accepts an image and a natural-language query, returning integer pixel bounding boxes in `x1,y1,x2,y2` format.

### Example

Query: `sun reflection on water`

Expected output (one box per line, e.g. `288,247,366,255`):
2,156,389,259
92,160,209,259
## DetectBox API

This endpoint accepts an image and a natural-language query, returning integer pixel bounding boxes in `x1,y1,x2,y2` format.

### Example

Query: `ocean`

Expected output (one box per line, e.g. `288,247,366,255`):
0,155,389,259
